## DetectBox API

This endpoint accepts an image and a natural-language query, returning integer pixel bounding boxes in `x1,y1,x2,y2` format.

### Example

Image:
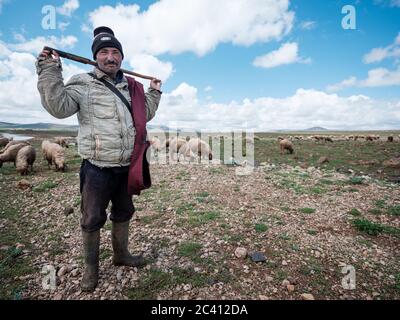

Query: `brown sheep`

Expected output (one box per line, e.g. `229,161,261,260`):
0,143,29,168
279,139,294,154
16,145,36,175
388,136,394,142
53,136,68,148
0,137,11,147
42,140,66,171
0,140,30,154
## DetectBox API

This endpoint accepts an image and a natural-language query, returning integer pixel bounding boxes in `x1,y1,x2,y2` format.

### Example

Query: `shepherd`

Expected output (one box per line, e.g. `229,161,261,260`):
36,26,162,292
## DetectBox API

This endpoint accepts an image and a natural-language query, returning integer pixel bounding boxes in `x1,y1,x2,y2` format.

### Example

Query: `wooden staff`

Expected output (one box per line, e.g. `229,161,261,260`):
43,46,159,81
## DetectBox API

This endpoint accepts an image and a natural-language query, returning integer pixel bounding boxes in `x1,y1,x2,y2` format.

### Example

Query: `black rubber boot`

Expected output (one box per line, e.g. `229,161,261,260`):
112,221,146,267
80,230,100,292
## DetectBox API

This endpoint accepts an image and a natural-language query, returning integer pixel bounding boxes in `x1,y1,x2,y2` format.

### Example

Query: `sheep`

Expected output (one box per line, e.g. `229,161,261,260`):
187,138,213,160
279,139,294,154
0,140,30,154
388,136,394,142
0,137,11,147
0,143,29,168
324,137,333,143
149,137,162,157
16,145,36,175
42,140,66,171
176,142,196,162
168,137,188,162
53,136,68,148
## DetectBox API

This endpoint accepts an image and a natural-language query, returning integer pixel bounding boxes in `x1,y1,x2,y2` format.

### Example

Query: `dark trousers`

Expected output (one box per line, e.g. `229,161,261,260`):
80,160,134,232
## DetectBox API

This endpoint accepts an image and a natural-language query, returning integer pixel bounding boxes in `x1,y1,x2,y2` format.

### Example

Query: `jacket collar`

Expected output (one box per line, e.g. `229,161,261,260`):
93,67,127,88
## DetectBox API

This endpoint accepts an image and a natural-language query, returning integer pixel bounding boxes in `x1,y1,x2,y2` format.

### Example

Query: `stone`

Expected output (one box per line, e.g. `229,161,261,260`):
248,251,266,263
287,285,295,292
64,207,74,215
301,293,315,300
57,266,68,277
282,279,290,287
317,157,329,165
234,247,247,259
16,179,31,190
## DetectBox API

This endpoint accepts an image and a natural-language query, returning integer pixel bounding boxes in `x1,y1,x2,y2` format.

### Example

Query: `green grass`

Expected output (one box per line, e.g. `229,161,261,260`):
352,218,400,237
177,242,202,260
187,211,219,226
368,208,382,215
33,180,58,192
374,199,386,208
348,208,362,216
126,268,174,300
387,205,400,216
348,176,365,185
254,223,268,233
299,207,316,214
352,219,384,236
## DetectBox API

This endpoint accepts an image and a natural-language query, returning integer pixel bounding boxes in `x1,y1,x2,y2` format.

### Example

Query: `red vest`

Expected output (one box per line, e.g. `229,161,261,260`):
126,76,151,195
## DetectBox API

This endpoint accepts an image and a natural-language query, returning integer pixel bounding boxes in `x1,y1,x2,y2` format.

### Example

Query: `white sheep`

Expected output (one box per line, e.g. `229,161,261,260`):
42,140,66,171
187,138,213,160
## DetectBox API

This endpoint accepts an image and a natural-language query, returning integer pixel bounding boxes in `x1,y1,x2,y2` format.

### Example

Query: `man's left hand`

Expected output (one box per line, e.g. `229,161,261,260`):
150,78,162,91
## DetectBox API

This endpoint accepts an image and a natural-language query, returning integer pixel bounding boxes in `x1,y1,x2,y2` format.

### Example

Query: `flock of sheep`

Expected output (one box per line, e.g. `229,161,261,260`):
0,135,72,175
150,136,213,162
0,132,398,175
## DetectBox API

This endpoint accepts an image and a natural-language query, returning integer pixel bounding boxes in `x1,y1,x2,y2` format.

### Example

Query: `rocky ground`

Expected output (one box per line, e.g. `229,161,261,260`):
1,150,399,300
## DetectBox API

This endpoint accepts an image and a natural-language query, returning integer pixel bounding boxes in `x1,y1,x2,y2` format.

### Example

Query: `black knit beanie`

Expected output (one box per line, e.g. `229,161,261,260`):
91,26,124,60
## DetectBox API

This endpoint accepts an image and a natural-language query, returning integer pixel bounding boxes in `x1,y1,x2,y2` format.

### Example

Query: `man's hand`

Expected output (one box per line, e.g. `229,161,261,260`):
38,49,60,61
150,78,162,91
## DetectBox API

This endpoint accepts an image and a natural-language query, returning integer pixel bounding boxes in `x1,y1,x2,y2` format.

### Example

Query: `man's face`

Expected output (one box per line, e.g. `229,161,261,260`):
96,47,122,75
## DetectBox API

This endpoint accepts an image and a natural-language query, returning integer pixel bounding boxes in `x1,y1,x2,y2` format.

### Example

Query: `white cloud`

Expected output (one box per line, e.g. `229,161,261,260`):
87,0,294,57
7,35,78,54
363,32,400,64
58,22,71,32
0,46,88,125
150,85,400,131
253,42,311,69
0,52,398,130
57,0,80,17
204,86,213,92
128,54,174,82
300,21,317,30
327,67,400,91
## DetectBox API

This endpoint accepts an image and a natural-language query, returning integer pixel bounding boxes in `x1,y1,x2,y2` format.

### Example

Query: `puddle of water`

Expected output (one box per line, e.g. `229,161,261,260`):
1,133,34,141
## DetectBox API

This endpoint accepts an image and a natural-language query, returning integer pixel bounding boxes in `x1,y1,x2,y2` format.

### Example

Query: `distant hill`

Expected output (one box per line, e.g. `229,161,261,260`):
0,122,79,131
303,127,328,131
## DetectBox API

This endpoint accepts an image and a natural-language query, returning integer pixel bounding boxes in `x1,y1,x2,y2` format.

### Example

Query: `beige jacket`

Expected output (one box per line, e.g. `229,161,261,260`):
36,57,161,167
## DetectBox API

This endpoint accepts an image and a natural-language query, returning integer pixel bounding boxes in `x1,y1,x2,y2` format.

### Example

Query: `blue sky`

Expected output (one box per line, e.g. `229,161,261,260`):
0,0,399,130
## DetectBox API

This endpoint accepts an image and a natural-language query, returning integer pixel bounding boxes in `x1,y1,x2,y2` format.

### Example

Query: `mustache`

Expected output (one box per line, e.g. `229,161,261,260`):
104,61,118,66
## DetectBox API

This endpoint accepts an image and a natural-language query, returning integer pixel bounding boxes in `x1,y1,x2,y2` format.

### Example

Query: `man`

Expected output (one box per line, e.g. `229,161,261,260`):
36,26,162,292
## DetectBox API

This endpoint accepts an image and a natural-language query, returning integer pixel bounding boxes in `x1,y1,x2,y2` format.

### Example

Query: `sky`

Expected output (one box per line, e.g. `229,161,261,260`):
0,0,399,131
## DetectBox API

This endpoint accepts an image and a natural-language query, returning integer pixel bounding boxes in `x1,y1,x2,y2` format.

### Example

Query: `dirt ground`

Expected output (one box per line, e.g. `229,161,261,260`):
0,130,399,300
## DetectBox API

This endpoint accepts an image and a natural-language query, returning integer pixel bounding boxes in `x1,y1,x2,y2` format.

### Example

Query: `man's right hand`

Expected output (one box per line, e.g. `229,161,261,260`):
38,49,60,61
